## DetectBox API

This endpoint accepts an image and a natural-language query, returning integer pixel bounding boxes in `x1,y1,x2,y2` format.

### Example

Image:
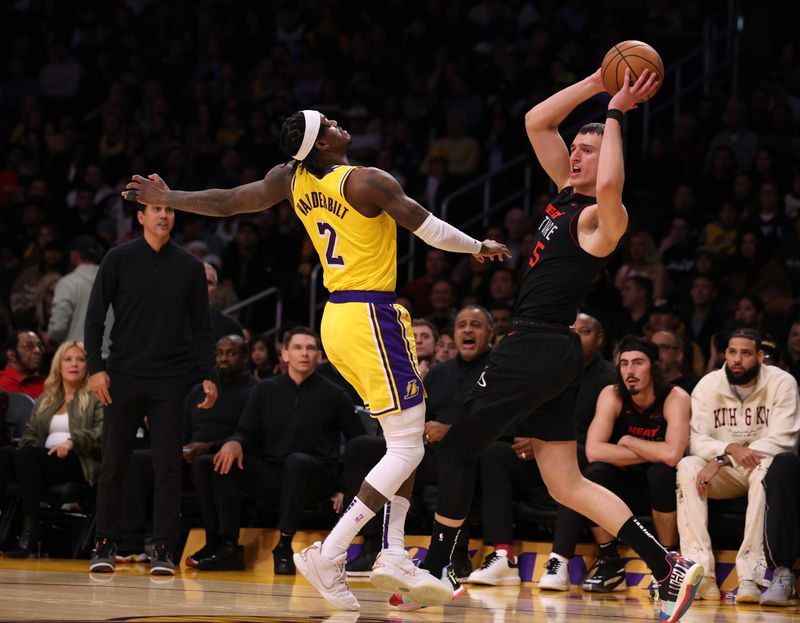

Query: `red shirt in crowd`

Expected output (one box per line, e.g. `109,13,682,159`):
0,366,45,399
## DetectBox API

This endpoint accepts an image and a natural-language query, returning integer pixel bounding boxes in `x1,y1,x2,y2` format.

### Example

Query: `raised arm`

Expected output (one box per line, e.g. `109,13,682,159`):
122,164,294,217
594,68,659,249
524,69,605,189
346,167,510,262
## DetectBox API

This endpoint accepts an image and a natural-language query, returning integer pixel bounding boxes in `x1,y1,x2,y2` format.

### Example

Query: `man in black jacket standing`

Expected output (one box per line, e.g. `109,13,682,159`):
190,327,365,574
85,201,218,575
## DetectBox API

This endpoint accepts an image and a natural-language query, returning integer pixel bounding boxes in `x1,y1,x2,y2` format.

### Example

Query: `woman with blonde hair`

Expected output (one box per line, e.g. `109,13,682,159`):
5,341,103,558
614,230,667,298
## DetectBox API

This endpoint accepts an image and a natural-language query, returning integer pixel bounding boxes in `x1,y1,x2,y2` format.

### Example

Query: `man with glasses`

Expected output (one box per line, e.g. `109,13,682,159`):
0,330,45,399
652,329,699,393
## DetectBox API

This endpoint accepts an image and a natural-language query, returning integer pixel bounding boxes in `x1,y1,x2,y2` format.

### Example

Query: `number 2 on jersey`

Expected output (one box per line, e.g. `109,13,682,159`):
316,222,345,267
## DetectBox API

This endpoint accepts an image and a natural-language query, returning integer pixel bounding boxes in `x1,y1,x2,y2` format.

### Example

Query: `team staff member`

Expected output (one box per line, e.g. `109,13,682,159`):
84,203,218,576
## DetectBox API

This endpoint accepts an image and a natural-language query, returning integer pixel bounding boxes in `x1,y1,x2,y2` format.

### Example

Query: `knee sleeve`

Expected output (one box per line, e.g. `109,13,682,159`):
364,403,425,498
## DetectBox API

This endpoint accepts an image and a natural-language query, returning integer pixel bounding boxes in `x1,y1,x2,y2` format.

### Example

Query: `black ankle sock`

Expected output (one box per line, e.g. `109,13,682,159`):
277,532,294,549
598,540,619,559
420,521,461,574
617,517,670,581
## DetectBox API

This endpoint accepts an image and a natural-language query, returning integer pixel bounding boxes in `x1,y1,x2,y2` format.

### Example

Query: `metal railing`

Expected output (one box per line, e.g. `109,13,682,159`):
223,286,283,338
641,1,740,153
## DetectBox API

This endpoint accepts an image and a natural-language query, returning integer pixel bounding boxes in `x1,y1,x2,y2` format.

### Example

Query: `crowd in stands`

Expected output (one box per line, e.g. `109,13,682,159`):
0,0,799,610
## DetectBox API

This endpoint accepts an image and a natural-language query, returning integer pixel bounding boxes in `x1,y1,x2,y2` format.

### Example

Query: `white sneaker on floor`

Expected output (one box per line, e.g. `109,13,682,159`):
370,550,453,606
695,576,721,600
735,579,761,604
294,541,359,611
539,553,569,591
760,567,797,607
468,550,521,586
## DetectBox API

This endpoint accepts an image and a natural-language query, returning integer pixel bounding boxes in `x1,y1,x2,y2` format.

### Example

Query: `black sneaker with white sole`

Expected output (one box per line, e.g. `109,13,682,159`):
581,556,627,592
89,538,117,573
150,544,176,576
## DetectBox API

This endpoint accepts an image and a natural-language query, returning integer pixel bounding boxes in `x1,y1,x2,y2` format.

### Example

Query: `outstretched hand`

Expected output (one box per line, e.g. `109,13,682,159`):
608,68,659,113
474,239,511,263
122,173,170,206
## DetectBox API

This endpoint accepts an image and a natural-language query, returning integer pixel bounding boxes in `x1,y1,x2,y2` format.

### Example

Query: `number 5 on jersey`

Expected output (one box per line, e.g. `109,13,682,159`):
317,222,345,267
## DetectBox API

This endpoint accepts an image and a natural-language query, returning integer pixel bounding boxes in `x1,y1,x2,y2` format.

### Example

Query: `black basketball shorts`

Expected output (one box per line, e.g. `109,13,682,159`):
464,327,585,442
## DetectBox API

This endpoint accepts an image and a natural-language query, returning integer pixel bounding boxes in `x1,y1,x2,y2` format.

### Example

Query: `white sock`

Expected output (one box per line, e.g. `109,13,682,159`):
383,495,410,554
321,497,376,559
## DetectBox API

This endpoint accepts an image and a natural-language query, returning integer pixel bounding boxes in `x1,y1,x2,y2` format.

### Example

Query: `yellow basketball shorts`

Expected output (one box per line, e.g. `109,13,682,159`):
321,291,425,416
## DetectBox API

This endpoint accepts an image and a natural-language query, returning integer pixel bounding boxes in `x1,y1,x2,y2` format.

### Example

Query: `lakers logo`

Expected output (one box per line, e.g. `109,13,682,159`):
404,380,420,400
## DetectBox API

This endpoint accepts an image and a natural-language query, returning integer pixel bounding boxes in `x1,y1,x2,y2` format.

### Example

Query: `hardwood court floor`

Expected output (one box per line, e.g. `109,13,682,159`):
0,558,794,623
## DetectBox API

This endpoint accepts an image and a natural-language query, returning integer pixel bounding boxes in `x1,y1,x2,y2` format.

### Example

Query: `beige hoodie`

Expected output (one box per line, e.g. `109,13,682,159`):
689,363,800,466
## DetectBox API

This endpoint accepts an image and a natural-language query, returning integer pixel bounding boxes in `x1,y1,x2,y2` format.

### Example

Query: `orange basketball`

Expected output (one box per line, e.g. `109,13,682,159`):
601,40,664,99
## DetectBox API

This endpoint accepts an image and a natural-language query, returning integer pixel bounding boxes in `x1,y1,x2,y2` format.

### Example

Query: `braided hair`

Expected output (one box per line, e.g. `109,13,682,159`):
279,112,328,177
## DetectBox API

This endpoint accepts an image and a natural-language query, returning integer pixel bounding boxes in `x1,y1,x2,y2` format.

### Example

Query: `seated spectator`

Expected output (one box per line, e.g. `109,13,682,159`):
743,180,793,246
400,249,449,318
433,327,456,364
651,329,700,394
698,201,739,259
343,305,494,579
119,335,257,563
540,337,689,593
610,275,652,342
614,231,666,299
203,263,244,340
644,298,705,377
677,329,800,602
725,228,790,301
659,216,695,292
759,451,800,607
48,235,109,350
681,275,724,362
785,320,800,383
5,341,102,558
420,111,480,180
412,319,438,378
189,327,364,573
0,330,46,399
487,266,517,308
473,313,613,586
726,294,764,335
249,333,277,380
489,302,512,339
426,278,457,335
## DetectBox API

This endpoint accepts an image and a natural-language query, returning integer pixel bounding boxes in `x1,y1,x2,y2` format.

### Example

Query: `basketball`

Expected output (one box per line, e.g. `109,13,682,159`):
601,40,664,99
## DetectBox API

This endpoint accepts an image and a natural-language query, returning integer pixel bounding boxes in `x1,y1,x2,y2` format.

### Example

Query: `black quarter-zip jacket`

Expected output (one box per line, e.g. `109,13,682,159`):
231,372,366,467
84,237,216,384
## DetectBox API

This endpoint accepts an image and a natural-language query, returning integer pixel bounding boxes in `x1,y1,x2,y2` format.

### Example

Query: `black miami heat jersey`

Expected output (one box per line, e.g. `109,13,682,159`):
613,384,674,443
513,187,613,324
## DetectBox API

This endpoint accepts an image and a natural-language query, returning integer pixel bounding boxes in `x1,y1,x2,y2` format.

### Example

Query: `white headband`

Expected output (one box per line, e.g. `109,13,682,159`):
293,110,322,161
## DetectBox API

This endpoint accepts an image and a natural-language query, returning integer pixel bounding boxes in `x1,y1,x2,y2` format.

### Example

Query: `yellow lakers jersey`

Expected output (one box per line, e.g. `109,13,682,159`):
291,164,397,292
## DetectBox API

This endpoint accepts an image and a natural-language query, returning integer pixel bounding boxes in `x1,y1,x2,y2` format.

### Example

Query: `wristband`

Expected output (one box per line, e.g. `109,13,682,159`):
606,109,625,124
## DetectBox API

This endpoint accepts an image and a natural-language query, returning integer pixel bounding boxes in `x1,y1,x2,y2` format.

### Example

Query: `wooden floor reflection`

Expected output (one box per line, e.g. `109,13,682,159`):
0,559,794,622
